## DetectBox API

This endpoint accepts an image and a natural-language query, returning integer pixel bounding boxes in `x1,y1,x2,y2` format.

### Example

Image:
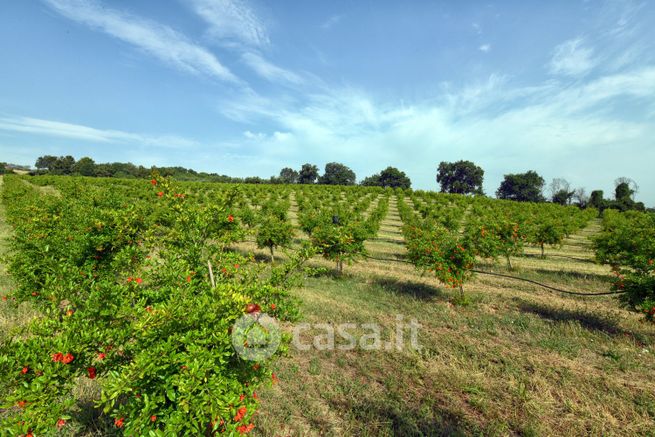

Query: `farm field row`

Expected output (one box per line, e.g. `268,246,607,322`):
0,175,653,436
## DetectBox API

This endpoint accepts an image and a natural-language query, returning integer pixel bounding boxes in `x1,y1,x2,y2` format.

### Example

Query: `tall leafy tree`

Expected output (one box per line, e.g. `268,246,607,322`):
361,166,411,188
298,163,319,184
279,167,299,184
496,170,545,202
35,155,58,170
73,157,96,176
589,190,605,210
318,162,356,185
436,160,484,195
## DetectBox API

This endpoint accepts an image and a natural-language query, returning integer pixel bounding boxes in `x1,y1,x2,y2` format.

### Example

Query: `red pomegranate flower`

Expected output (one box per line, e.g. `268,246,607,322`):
62,353,74,364
245,304,261,314
114,417,125,428
227,214,234,223
150,415,157,422
52,352,63,362
87,367,97,379
136,278,143,284
97,352,106,360
21,367,29,374
270,303,276,310
150,179,157,185
157,191,164,197
239,394,245,402
17,400,27,408
56,418,66,429
271,373,279,384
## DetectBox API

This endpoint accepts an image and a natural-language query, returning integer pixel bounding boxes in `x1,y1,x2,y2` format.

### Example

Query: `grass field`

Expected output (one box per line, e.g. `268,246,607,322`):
1,177,654,436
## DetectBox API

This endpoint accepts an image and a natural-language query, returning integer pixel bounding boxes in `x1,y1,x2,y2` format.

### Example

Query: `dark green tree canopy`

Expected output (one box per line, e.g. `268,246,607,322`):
589,190,604,209
298,163,319,184
279,167,299,184
496,170,545,202
436,160,484,195
361,166,411,189
319,162,356,186
73,157,96,176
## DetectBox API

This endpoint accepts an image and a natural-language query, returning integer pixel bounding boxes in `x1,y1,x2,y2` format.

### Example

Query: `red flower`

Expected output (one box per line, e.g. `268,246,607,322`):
186,275,192,283
253,392,258,399
150,179,157,185
2,296,7,301
245,304,261,314
97,352,106,360
271,373,279,384
52,352,63,362
270,303,276,310
233,406,247,422
66,309,74,317
237,423,255,434
56,418,66,429
127,277,133,283
239,394,245,402
31,292,38,297
157,191,164,198
87,367,97,379
227,214,234,223
234,264,240,269
62,353,74,364
145,306,153,313
150,415,157,422
21,367,29,374
114,417,125,428
17,400,27,408
136,278,143,284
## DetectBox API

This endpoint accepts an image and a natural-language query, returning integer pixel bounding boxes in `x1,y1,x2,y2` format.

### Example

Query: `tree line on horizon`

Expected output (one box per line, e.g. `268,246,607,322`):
20,155,650,211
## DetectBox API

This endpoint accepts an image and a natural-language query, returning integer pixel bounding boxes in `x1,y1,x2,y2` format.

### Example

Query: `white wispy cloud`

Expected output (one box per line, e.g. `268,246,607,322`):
321,15,342,30
479,44,491,52
43,0,237,82
0,116,197,148
549,37,596,76
221,64,655,197
241,52,304,85
189,0,269,48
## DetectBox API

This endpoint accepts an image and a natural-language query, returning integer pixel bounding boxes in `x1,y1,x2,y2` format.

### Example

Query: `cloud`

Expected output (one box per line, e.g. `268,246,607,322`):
241,52,304,85
549,37,596,77
321,15,342,30
188,0,269,48
221,65,655,200
0,116,197,148
479,44,491,52
43,0,237,82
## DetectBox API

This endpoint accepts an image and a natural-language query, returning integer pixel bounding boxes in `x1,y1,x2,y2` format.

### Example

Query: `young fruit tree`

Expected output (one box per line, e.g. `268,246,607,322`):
404,224,476,300
256,215,295,263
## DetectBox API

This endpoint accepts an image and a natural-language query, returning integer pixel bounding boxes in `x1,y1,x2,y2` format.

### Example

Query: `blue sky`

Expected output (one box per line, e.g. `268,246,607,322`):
1,0,654,204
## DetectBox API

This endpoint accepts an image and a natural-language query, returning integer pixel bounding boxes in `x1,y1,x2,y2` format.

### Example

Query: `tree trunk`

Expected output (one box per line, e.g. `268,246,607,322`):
506,254,512,270
270,246,275,263
540,243,545,258
458,284,464,299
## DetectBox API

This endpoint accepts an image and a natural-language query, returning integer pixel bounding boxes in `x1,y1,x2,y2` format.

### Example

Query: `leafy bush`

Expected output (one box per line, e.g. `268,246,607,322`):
0,174,298,435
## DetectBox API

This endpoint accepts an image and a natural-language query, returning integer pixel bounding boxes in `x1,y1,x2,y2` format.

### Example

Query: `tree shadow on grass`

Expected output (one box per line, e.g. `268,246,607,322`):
531,268,610,283
372,277,446,301
344,396,475,436
517,300,629,337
